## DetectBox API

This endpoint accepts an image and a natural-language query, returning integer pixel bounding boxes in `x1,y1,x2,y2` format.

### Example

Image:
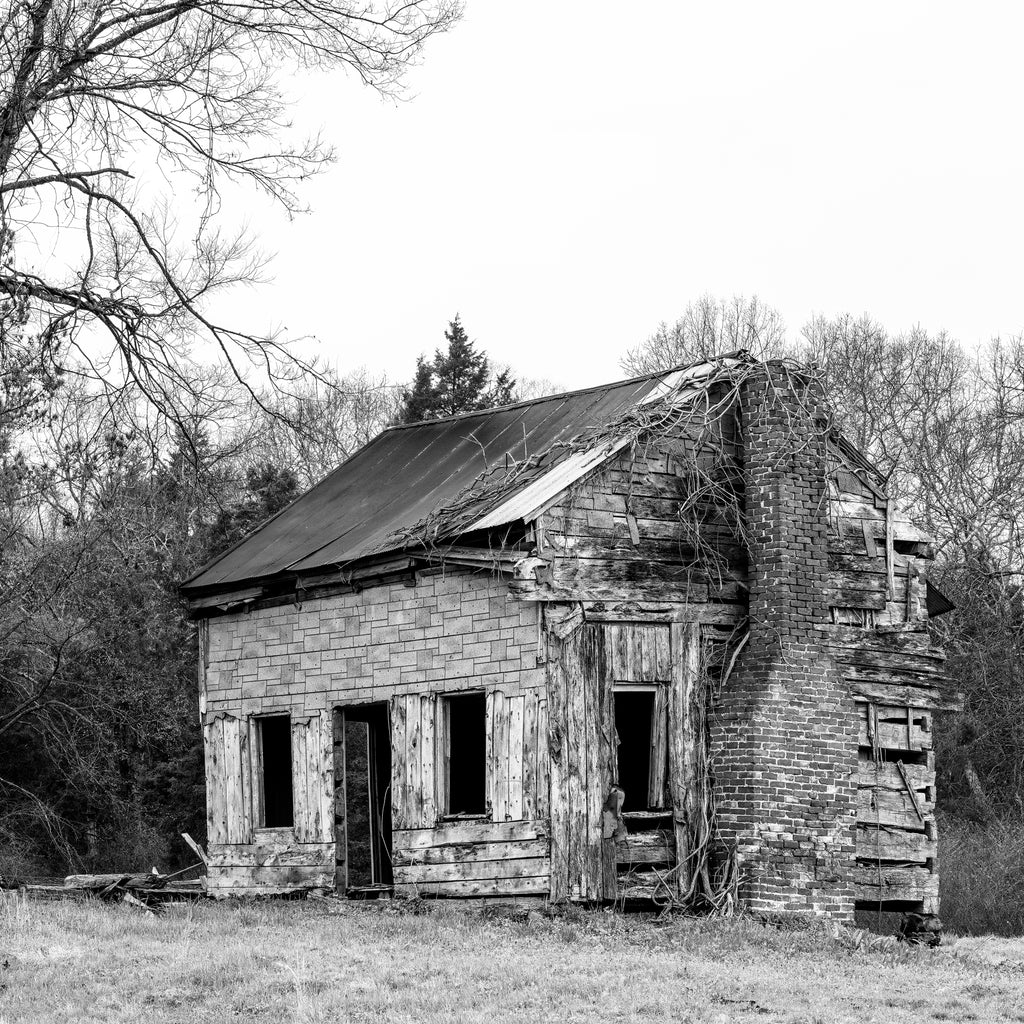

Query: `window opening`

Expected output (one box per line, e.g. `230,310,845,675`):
614,690,655,812
259,715,293,828
444,692,487,815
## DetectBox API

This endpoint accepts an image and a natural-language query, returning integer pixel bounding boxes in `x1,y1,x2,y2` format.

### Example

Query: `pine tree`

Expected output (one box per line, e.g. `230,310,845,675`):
396,316,516,423
398,356,438,425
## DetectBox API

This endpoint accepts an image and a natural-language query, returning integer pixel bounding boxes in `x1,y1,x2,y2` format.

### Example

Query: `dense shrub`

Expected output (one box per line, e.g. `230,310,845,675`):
940,814,1024,935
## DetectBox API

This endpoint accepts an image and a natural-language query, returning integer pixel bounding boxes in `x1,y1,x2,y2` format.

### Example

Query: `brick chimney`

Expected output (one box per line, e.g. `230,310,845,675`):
712,363,858,920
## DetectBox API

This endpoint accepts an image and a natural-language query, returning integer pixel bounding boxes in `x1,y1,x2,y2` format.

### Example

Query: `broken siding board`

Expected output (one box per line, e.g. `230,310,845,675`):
857,759,931,792
855,825,937,863
853,865,939,903
615,831,675,866
856,704,932,750
392,837,550,867
207,841,335,868
856,788,933,829
394,857,550,884
392,819,548,851
565,628,589,899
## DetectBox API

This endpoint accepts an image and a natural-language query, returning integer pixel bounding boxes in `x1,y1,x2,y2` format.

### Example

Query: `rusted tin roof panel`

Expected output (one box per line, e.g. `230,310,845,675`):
182,374,662,593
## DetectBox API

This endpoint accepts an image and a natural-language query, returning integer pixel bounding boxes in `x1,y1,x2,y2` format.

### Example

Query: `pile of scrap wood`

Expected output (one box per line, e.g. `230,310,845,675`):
11,834,209,910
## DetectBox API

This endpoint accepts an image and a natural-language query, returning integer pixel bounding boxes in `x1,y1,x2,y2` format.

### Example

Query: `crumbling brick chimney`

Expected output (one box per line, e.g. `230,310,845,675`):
712,363,858,920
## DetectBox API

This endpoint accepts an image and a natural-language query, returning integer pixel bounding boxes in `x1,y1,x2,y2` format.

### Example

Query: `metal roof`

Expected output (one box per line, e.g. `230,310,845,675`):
182,371,673,594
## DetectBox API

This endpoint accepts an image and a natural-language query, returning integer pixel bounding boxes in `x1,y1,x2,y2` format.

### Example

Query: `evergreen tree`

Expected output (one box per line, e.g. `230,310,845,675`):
397,316,516,423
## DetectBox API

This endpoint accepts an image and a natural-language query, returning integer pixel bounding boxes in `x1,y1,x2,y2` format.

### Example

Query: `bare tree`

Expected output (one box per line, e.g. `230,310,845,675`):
240,366,402,486
0,0,461,416
621,294,790,376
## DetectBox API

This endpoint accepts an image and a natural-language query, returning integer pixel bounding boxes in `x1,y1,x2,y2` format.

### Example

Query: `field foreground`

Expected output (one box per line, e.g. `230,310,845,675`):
2,895,1024,1023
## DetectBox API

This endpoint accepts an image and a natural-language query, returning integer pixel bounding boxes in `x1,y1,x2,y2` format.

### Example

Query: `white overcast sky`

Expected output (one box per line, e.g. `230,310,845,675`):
214,2,1024,391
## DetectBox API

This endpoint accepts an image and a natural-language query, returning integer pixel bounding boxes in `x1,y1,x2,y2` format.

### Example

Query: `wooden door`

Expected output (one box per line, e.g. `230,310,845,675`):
547,616,700,902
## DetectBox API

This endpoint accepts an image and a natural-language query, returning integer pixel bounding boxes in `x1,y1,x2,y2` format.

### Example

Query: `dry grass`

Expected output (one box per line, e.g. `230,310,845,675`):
2,895,1024,1024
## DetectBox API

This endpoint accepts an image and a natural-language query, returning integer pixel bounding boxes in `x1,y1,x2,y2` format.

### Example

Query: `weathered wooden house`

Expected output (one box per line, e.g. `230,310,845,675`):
181,356,957,921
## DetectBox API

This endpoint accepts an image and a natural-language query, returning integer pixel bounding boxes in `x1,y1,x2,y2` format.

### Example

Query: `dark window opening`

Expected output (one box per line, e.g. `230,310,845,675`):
614,691,655,812
259,715,294,828
446,692,487,815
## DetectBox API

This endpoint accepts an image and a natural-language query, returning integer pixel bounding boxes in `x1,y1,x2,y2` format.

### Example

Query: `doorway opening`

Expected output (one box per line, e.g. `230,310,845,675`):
337,703,393,890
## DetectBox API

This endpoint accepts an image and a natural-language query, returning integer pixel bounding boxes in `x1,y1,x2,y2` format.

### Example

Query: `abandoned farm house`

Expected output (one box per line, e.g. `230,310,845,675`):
181,355,958,922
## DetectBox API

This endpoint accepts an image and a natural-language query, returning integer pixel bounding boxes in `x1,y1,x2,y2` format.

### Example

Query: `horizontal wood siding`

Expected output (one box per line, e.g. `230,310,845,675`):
392,820,550,897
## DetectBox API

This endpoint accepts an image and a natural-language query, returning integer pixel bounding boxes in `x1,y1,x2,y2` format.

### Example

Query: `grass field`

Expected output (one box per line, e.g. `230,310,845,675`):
2,895,1024,1023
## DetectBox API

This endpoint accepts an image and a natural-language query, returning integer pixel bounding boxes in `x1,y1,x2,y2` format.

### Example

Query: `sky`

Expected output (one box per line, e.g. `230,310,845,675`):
213,2,1024,392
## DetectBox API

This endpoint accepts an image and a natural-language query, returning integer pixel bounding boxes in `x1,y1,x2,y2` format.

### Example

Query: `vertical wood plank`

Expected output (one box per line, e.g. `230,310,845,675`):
536,697,550,822
493,691,509,821
420,695,436,828
306,714,321,840
249,717,264,831
565,630,587,899
406,694,421,829
290,717,307,841
508,695,525,821
547,617,573,900
588,625,615,900
390,696,407,830
320,713,335,844
484,690,494,817
204,718,222,845
522,690,538,821
332,708,347,891
223,716,242,843
238,715,252,843
648,683,669,809
669,621,701,896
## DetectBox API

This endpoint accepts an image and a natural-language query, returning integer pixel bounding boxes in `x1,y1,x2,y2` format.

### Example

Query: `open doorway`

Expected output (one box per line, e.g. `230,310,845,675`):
336,704,393,891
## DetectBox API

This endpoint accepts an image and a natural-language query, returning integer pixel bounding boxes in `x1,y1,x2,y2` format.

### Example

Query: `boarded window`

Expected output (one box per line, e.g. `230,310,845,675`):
258,715,294,828
443,692,486,816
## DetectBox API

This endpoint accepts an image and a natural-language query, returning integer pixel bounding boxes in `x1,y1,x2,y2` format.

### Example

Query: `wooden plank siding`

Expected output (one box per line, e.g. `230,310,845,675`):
206,711,335,892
